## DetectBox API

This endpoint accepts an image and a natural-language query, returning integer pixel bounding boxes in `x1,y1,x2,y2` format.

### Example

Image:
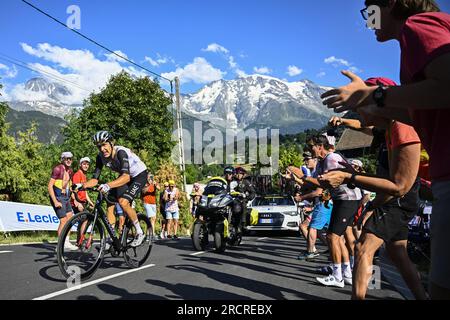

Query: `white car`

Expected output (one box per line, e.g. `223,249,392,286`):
246,195,301,232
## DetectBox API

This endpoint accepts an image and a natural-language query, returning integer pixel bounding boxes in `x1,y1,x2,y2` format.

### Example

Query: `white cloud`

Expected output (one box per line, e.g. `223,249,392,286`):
236,69,248,78
324,56,362,74
202,43,247,78
161,57,226,84
145,56,159,67
253,66,271,75
10,42,150,104
349,66,363,74
287,65,303,77
0,63,18,79
144,53,174,67
228,56,237,69
324,56,351,67
105,50,129,62
202,43,229,54
317,71,326,78
10,83,50,102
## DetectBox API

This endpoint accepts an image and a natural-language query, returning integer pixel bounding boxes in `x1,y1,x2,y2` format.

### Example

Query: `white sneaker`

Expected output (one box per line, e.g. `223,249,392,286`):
64,240,79,251
316,275,345,288
344,276,353,285
131,233,145,247
159,231,165,239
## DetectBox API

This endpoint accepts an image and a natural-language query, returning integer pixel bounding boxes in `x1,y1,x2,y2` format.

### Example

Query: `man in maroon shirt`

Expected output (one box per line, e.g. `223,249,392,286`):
321,0,450,299
48,151,78,251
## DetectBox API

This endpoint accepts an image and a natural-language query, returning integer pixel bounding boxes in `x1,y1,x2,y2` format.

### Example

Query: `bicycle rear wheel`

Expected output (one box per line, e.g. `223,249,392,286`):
123,213,153,268
57,211,105,280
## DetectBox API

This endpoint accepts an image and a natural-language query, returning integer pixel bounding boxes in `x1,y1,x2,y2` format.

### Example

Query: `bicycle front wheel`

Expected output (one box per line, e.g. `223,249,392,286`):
123,213,153,268
57,211,105,280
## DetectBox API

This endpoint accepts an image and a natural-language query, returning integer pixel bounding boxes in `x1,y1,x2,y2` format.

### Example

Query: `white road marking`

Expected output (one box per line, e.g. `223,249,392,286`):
0,251,13,254
190,251,206,256
257,237,268,241
33,263,156,300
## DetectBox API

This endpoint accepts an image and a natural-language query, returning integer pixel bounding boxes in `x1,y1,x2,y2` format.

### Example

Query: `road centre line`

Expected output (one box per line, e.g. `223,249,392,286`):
190,251,206,256
33,263,156,300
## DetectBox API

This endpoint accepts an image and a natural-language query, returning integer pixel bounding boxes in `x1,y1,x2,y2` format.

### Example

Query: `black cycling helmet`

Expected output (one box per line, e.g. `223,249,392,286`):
93,131,113,145
224,166,235,175
235,166,247,175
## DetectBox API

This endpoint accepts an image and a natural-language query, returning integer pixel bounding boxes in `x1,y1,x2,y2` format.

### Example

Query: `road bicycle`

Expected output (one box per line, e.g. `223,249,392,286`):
56,187,153,280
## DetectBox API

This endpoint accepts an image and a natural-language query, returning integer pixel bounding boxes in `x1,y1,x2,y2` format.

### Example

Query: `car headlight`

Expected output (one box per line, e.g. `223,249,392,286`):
284,211,299,216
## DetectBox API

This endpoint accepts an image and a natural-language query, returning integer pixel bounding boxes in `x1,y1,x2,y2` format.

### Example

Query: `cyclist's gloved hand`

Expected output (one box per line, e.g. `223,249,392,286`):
239,193,247,199
72,183,83,191
98,184,111,194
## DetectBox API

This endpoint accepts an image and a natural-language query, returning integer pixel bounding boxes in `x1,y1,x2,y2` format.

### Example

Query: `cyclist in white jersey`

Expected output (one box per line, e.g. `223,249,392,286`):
82,131,148,247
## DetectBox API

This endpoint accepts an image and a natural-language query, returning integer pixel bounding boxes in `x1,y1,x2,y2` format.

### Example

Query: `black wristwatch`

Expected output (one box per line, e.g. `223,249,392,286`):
348,172,357,189
373,85,387,108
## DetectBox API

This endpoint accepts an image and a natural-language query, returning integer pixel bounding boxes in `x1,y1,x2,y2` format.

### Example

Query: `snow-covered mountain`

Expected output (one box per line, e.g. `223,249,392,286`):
8,75,336,135
180,74,336,134
8,78,81,118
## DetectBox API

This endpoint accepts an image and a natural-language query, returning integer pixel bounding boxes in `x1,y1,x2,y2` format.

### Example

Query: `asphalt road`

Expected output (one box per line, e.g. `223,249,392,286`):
0,232,404,300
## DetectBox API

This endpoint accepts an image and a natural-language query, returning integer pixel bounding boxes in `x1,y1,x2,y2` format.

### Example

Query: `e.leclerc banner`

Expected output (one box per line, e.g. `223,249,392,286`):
0,201,60,232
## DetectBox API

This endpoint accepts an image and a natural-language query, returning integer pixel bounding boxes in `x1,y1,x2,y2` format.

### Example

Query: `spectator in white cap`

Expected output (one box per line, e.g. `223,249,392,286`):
48,151,78,251
349,159,364,171
71,156,94,214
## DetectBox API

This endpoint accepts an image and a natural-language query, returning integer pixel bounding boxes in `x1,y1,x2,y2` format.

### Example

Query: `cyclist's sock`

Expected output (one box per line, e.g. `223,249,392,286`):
332,263,343,282
342,262,352,279
133,220,143,235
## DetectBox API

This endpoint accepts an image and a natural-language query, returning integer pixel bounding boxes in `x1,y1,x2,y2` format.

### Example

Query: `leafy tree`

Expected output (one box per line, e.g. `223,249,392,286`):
156,162,193,234
0,84,26,201
62,71,174,173
279,145,303,171
15,124,50,204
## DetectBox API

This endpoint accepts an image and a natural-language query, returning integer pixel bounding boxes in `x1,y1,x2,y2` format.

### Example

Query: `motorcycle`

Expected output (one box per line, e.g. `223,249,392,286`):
407,179,433,264
191,177,244,253
407,198,431,265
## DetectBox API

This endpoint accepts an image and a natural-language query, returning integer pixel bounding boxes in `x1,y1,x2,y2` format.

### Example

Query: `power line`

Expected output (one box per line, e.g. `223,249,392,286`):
21,0,173,86
0,53,92,93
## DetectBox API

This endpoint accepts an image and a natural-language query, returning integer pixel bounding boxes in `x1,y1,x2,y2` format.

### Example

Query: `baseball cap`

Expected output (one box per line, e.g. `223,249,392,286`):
364,77,397,87
303,151,313,159
79,157,91,166
61,151,73,160
349,159,363,168
169,180,176,186
322,133,336,146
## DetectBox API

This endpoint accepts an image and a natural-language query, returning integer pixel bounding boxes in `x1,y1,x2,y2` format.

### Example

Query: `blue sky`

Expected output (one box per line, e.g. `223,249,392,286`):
1,0,449,103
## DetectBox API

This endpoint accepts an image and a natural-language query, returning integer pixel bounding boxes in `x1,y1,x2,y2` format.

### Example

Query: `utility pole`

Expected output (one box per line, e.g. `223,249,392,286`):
175,77,187,192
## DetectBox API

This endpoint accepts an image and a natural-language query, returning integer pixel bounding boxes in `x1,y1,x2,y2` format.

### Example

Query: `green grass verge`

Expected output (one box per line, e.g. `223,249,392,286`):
1,231,58,245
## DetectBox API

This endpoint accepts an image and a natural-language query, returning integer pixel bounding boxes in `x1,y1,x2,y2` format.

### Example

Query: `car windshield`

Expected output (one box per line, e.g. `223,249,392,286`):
253,197,294,206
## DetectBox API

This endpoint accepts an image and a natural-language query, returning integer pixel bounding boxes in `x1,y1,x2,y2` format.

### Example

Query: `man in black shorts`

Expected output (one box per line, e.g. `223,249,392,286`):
48,151,78,251
310,135,361,288
82,131,148,247
319,103,427,299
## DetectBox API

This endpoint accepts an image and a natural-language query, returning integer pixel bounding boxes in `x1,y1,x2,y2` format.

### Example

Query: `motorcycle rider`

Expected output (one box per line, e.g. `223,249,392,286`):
224,166,237,192
233,167,256,234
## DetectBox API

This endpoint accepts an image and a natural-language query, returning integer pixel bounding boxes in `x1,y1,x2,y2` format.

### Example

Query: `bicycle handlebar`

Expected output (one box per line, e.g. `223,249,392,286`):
71,185,100,208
